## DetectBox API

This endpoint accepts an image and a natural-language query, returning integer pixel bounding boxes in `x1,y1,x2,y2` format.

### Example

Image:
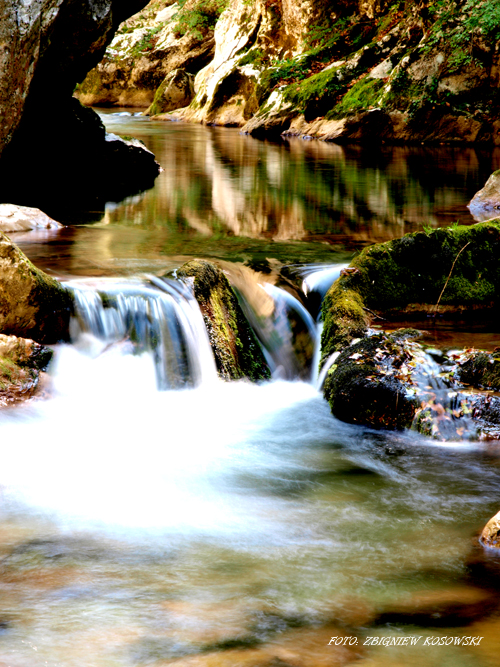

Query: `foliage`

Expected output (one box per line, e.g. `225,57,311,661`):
173,0,229,39
326,76,386,119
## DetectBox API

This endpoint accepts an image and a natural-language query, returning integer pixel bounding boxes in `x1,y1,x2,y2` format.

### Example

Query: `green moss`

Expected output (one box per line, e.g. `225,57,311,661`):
173,0,228,40
177,261,270,382
320,283,369,365
326,76,386,119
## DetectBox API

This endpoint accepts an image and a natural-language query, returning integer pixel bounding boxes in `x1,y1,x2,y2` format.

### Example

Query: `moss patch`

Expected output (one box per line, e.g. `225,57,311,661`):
177,260,270,382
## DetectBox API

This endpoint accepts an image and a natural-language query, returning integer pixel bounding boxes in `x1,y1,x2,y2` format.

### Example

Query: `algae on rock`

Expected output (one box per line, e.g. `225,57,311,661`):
177,260,270,381
0,232,72,344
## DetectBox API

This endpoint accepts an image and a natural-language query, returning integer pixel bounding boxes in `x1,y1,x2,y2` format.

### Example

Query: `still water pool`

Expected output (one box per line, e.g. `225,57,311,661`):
2,114,500,667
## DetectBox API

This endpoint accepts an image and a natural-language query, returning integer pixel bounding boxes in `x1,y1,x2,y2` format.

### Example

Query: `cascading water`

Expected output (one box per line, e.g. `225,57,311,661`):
67,275,218,389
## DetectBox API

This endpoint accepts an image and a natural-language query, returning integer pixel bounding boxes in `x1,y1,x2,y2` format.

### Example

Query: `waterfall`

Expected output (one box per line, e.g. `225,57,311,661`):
67,275,218,389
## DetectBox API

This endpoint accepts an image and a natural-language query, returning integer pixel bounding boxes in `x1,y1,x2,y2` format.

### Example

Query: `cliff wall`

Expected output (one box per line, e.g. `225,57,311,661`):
77,0,500,145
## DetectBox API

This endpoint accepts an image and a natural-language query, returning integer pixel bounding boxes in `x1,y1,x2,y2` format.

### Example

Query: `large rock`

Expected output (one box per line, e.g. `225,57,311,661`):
320,221,500,438
177,260,271,381
0,232,72,343
0,204,62,233
469,171,500,221
0,0,160,209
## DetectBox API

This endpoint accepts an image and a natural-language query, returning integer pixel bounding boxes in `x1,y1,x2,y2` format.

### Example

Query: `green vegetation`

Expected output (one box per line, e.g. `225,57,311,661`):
173,0,229,39
326,76,386,119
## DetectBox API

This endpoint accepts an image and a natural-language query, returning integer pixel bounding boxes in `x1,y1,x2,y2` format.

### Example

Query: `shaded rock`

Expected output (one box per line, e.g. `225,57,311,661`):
147,69,195,115
177,260,270,382
453,349,500,391
0,0,160,209
481,510,500,549
0,232,72,343
0,204,63,233
469,171,500,221
323,330,423,431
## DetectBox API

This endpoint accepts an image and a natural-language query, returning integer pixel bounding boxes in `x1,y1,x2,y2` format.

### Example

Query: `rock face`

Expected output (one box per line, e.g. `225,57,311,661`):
0,232,72,343
82,0,500,146
0,0,160,210
76,0,216,108
0,204,63,233
177,260,271,382
469,171,500,221
147,68,194,115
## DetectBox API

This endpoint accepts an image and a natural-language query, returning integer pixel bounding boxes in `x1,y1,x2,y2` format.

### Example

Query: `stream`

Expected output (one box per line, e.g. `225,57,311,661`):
1,113,500,667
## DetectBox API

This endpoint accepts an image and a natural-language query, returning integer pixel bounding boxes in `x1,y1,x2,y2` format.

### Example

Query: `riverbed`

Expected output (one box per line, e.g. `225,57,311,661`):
1,114,500,667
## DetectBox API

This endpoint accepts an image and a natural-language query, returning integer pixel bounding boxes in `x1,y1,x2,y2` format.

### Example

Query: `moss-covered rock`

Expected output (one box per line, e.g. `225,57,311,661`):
323,330,423,430
0,233,72,343
320,221,500,436
177,260,270,381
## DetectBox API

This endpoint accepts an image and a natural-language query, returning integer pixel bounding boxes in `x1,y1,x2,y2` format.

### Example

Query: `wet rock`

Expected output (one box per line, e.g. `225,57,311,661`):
469,171,500,221
177,260,271,382
481,510,500,549
453,349,500,391
147,69,195,115
323,330,423,431
0,334,53,407
0,232,72,343
0,205,63,233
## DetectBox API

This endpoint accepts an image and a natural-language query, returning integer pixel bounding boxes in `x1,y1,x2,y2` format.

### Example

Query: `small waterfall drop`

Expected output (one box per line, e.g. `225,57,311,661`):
67,275,218,389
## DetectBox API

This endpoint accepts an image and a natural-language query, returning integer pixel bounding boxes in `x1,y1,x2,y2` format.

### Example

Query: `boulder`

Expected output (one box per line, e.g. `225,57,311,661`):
0,0,160,209
469,171,500,221
0,204,63,233
147,69,195,115
320,221,500,438
0,232,72,343
177,260,271,382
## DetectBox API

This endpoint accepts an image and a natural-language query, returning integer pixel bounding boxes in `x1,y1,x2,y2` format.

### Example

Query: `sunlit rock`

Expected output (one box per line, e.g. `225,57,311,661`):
0,232,72,343
481,510,500,549
147,69,195,115
177,260,270,381
0,204,63,233
0,333,53,407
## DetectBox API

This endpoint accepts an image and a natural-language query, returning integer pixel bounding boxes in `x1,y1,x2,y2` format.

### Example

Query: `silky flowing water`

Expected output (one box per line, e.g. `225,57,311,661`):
2,113,500,667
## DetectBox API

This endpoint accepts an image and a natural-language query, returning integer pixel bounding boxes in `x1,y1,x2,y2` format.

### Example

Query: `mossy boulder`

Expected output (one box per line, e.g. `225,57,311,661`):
323,330,423,430
322,221,500,364
321,221,500,435
0,233,72,343
177,260,270,382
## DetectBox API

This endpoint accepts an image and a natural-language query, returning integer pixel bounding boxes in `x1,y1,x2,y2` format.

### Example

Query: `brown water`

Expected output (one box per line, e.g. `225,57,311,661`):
2,114,500,667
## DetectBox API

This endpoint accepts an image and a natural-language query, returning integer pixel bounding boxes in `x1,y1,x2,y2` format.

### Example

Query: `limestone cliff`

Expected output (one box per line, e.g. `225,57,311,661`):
0,0,160,212
79,0,500,145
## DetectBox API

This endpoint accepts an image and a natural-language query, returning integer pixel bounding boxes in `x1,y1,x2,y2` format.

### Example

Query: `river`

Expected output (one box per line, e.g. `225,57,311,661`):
1,113,500,667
